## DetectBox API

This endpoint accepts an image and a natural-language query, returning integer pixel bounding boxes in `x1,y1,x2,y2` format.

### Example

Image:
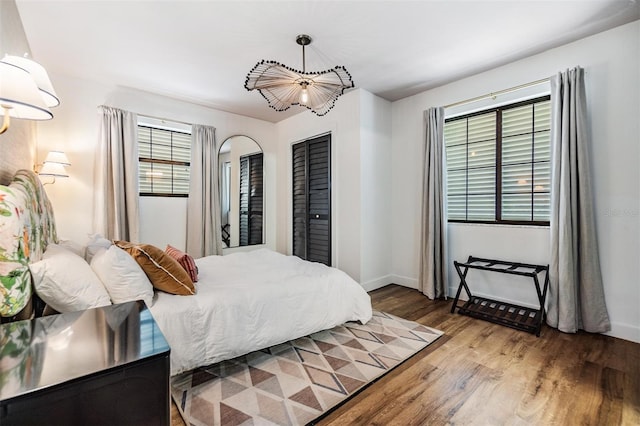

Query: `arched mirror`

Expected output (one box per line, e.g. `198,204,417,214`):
219,135,264,248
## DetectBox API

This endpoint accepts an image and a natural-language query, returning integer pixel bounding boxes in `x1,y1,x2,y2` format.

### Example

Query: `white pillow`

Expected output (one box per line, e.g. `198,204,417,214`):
57,239,86,258
90,245,154,307
30,244,112,313
85,233,113,264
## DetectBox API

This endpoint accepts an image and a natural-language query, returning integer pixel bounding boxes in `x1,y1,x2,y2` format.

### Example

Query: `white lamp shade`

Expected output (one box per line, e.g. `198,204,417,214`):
44,150,70,166
0,61,52,120
2,55,60,107
39,162,68,178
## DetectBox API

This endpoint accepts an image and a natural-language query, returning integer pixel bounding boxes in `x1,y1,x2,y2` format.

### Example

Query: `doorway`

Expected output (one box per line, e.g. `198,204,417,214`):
292,134,331,265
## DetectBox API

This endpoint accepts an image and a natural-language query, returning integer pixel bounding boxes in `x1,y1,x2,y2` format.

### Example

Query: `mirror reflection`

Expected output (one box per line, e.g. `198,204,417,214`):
219,135,264,248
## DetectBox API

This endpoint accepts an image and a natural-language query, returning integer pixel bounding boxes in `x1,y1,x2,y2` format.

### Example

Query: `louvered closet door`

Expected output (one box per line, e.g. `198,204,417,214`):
239,153,263,246
292,143,307,258
292,135,331,266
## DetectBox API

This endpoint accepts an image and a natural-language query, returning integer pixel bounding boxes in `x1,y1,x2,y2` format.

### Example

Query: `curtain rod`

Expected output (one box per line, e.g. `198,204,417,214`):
135,111,193,127
444,77,551,109
100,105,193,126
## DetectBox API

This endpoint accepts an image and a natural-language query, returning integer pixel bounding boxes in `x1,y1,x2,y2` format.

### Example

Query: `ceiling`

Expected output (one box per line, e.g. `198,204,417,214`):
15,0,640,123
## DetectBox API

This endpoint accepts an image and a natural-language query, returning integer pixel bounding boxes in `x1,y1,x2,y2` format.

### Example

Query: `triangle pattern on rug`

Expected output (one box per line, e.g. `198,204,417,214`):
294,347,326,368
248,366,274,386
291,404,318,425
387,326,427,342
376,354,402,369
192,369,218,388
171,310,443,426
342,338,367,351
289,386,323,412
278,358,305,380
256,392,291,425
314,340,337,353
190,395,216,425
335,362,368,382
347,327,383,343
324,354,351,371
221,379,247,400
303,364,346,395
335,372,366,394
373,332,397,344
255,375,285,398
219,403,251,426
324,344,350,360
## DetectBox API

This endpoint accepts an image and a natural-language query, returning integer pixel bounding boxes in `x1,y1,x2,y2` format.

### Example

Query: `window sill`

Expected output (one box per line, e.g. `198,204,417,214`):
448,221,550,230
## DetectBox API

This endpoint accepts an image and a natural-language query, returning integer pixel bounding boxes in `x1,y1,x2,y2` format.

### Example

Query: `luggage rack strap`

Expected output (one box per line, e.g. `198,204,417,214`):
457,256,548,277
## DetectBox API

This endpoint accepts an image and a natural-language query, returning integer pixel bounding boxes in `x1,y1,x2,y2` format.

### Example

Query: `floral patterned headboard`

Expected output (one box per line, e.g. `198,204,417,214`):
0,170,57,317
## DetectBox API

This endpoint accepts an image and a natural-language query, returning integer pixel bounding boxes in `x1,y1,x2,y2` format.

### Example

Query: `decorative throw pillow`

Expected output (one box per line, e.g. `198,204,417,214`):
165,244,198,282
114,241,195,296
30,244,112,313
90,245,155,307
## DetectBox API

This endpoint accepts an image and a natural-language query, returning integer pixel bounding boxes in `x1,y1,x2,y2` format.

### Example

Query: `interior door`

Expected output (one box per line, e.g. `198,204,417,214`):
292,134,331,265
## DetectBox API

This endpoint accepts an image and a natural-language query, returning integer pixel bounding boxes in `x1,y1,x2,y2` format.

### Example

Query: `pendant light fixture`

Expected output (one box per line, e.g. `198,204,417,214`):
244,34,354,116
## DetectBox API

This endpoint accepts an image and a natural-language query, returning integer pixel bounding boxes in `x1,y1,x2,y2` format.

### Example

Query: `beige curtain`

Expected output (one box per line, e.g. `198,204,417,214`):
186,124,223,257
547,66,611,333
94,106,139,242
419,107,448,299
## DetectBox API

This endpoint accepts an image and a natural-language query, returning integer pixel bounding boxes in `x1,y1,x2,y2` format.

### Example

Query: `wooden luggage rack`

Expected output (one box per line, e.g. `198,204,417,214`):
450,256,550,336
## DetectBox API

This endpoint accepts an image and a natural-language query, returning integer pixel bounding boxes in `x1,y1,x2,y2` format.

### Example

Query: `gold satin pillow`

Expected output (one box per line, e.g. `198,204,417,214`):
114,241,195,296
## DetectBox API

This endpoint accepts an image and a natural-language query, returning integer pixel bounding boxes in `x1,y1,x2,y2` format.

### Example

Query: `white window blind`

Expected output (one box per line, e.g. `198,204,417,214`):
501,100,551,221
444,96,550,224
138,125,191,196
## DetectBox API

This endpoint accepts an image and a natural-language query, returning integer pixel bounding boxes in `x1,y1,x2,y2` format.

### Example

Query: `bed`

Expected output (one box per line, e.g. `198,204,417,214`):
0,169,372,376
151,249,372,375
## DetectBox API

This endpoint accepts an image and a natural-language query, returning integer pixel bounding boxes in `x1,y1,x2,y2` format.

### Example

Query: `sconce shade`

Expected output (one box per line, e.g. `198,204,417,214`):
2,55,60,107
0,61,52,120
44,150,70,166
38,162,68,178
37,151,70,183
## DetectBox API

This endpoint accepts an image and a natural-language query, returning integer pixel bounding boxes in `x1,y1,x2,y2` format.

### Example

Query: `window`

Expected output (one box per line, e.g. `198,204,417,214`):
444,96,551,224
138,124,191,196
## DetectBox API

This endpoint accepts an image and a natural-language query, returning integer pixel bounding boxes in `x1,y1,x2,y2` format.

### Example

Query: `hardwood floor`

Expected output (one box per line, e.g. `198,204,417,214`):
171,284,640,425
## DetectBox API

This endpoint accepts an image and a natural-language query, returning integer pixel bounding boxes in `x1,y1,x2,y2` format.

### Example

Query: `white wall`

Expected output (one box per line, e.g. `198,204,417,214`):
391,21,640,342
360,90,392,290
139,198,187,250
275,89,392,287
0,0,36,185
36,72,278,253
275,90,362,280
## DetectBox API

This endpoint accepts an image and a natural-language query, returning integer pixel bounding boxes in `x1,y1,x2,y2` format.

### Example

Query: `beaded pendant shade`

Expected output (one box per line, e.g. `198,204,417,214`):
244,34,354,116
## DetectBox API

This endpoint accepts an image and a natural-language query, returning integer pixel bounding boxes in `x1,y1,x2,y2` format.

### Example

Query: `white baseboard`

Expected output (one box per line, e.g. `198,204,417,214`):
389,275,419,290
361,275,421,291
361,275,393,292
605,322,640,344
446,286,640,344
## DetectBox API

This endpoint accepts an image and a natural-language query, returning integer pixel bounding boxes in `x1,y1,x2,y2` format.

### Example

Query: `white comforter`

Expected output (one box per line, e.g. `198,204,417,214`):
149,249,372,375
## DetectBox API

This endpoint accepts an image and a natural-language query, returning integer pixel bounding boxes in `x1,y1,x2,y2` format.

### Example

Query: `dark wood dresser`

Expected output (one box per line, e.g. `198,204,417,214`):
0,301,170,425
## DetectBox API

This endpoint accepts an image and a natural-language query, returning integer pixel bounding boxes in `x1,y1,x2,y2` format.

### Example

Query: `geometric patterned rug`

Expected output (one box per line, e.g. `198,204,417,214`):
171,311,443,425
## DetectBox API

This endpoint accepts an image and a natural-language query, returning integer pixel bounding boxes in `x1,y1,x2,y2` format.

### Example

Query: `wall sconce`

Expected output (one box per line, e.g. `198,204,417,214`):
0,55,59,135
37,151,70,185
